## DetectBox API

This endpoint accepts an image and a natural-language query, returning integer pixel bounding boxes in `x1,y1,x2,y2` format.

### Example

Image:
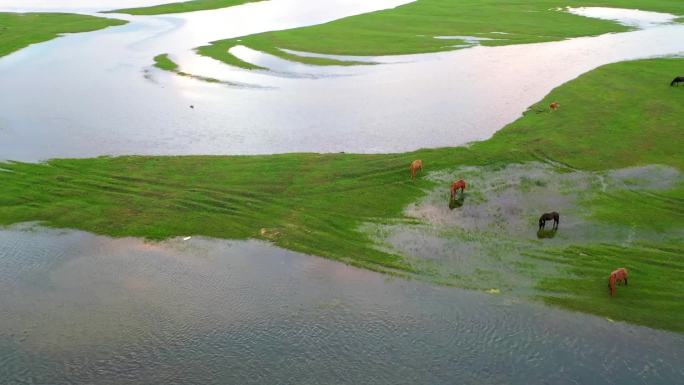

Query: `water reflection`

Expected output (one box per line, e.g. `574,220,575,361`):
0,0,187,13
0,5,683,161
448,195,465,209
0,225,683,384
536,228,557,239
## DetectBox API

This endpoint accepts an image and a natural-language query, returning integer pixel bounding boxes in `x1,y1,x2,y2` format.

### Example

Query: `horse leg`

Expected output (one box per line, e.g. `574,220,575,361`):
625,277,628,286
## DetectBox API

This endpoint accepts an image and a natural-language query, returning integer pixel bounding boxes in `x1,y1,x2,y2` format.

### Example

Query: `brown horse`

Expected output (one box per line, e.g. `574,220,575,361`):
410,160,423,180
549,101,560,111
538,212,559,230
608,268,629,297
450,179,466,200
670,76,684,86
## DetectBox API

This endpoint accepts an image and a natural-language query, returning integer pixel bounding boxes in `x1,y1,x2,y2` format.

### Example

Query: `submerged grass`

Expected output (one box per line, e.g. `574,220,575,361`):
151,53,239,85
198,0,684,69
0,12,126,58
107,0,260,15
1,58,683,330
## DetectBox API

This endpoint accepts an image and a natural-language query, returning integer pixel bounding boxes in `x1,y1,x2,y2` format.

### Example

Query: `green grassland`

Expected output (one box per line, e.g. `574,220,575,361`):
197,0,684,69
107,0,259,15
153,53,180,71
532,243,683,332
1,58,683,330
0,12,126,58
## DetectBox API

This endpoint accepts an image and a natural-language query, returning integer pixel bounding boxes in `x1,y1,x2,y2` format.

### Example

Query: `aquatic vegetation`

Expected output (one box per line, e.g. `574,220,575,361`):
197,0,684,68
0,58,682,330
0,12,126,58
107,0,260,15
369,162,683,330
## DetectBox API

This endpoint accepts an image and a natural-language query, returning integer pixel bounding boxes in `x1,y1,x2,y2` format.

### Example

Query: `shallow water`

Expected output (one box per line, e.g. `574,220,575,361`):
368,163,684,291
0,225,683,384
0,4,683,161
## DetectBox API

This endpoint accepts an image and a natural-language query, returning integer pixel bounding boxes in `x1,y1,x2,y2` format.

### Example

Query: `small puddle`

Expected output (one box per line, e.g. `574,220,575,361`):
568,6,678,28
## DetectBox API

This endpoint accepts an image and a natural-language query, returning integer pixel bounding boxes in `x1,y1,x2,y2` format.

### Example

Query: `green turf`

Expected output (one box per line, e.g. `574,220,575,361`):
1,58,683,330
197,0,684,69
107,0,260,15
532,242,684,332
153,53,179,71
0,12,126,58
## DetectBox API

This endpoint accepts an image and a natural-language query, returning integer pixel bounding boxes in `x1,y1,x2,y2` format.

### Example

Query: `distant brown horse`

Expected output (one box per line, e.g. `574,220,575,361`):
410,160,423,180
450,179,466,200
549,101,560,111
608,268,629,297
670,76,684,86
538,212,559,230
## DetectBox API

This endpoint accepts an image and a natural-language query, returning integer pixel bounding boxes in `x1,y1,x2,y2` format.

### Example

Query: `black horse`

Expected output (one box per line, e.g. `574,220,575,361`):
670,76,684,86
539,212,559,231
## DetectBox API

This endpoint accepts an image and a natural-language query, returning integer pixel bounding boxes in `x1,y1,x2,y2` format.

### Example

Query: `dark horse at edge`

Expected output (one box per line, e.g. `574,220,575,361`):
670,76,684,86
539,212,559,231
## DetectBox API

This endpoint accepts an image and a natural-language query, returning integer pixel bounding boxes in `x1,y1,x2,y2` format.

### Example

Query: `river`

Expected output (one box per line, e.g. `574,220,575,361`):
0,2,682,161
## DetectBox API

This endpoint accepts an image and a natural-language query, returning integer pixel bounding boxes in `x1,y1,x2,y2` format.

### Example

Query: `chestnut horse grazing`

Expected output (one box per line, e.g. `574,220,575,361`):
549,101,560,111
450,179,466,200
538,212,559,230
410,160,423,180
608,268,629,297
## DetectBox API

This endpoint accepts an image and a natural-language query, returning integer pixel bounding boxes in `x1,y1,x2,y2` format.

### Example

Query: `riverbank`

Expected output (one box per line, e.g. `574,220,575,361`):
197,0,684,69
108,0,260,15
1,58,682,331
0,12,126,58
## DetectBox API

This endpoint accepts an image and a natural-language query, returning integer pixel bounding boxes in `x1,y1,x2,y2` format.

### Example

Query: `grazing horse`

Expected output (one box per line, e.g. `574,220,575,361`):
549,101,560,111
608,268,629,297
671,76,684,86
450,179,466,200
410,160,423,180
538,212,559,230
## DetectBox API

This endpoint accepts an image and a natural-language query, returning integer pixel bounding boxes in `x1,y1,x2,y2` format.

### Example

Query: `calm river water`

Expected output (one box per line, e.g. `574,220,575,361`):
1,226,683,384
0,3,683,160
